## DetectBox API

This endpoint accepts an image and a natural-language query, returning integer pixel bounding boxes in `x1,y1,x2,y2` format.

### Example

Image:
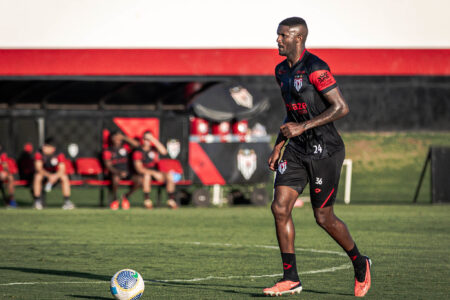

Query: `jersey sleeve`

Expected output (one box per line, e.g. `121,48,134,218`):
57,153,65,163
309,69,337,94
102,150,112,161
34,152,43,161
132,150,143,161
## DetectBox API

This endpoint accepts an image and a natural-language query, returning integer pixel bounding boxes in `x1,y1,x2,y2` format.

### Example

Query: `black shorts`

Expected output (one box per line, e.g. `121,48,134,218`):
274,145,345,208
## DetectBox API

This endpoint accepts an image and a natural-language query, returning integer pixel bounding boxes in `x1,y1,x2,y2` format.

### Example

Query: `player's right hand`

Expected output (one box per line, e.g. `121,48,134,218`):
268,149,281,171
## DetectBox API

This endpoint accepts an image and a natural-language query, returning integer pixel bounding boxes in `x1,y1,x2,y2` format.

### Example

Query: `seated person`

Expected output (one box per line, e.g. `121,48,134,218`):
32,138,74,210
102,131,139,210
124,130,177,209
0,144,17,208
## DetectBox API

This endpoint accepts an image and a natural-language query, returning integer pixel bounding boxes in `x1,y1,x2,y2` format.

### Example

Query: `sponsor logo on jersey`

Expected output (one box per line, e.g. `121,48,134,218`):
237,149,257,180
294,75,303,92
278,160,287,174
230,86,253,108
286,102,307,114
167,139,180,159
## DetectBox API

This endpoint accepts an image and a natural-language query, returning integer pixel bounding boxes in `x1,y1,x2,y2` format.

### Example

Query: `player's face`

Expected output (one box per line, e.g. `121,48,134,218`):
42,144,56,155
142,133,152,146
111,134,122,147
276,25,300,56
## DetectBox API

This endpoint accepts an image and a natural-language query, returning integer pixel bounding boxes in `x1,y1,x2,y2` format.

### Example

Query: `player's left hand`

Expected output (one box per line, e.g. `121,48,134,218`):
280,122,305,138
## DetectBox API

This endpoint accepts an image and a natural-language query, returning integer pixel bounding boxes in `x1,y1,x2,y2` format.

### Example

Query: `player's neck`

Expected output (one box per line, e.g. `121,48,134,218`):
287,46,305,68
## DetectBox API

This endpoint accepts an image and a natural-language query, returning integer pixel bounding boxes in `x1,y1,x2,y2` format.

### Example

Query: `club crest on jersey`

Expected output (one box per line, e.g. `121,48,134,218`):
167,139,181,159
119,148,127,156
50,157,58,166
237,149,257,180
278,160,287,174
294,75,303,92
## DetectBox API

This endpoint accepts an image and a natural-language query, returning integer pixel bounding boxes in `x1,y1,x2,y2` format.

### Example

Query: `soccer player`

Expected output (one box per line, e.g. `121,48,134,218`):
264,17,371,297
125,130,177,210
0,144,17,208
102,131,139,210
32,138,74,210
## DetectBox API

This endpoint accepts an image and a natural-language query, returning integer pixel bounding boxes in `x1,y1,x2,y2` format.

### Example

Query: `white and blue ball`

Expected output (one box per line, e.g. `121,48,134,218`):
110,269,145,300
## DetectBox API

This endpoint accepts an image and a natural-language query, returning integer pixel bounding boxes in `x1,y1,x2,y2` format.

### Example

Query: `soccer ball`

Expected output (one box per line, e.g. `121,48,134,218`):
110,269,145,300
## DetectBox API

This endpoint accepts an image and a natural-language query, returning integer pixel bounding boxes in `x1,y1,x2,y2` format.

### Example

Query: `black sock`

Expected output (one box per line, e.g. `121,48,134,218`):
281,253,300,282
346,244,366,282
64,196,70,202
168,192,175,200
144,192,150,200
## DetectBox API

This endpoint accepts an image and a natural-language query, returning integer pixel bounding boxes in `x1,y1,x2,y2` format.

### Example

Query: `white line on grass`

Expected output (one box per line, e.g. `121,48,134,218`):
0,242,350,286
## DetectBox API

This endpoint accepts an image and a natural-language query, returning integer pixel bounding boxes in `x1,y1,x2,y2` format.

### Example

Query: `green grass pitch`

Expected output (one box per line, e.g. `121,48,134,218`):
1,204,449,299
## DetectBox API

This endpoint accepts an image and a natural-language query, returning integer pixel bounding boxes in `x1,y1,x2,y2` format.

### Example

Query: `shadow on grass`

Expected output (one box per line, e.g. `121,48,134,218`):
0,266,110,281
1,267,353,298
68,296,111,300
148,279,353,298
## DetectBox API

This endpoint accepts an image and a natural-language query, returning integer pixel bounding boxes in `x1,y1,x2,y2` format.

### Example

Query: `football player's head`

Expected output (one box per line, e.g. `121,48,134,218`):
277,17,308,56
42,137,56,155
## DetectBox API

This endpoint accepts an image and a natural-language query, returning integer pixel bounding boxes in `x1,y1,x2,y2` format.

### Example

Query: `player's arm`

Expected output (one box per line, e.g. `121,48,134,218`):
55,154,66,177
1,153,10,174
133,159,153,176
268,117,289,171
34,159,51,178
121,134,140,148
281,68,349,138
102,151,121,175
147,134,167,156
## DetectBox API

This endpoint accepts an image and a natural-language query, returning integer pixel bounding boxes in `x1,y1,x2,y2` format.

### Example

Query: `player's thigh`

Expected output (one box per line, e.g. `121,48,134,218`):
274,145,308,195
150,170,165,182
308,149,345,208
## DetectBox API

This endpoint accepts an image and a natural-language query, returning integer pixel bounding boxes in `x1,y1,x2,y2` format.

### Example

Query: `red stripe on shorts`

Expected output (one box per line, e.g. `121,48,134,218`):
320,188,335,208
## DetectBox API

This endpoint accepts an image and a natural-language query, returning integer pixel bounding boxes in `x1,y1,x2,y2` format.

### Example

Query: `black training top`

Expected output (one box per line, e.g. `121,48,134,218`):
275,49,345,159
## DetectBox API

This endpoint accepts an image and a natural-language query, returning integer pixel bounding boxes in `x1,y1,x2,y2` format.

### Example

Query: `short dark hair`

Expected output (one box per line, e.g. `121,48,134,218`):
279,17,307,29
44,137,55,146
143,130,153,137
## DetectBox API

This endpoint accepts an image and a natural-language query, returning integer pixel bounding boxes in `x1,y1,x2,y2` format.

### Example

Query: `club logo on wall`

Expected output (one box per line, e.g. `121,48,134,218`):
278,160,287,174
230,86,253,108
237,149,257,180
167,139,181,159
294,75,303,92
67,143,79,158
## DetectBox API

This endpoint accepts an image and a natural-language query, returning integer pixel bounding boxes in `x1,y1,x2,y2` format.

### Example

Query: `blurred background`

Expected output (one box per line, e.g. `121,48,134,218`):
0,0,449,206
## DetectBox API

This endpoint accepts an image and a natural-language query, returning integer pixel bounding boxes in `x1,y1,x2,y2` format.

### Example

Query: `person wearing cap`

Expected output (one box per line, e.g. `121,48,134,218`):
32,137,74,210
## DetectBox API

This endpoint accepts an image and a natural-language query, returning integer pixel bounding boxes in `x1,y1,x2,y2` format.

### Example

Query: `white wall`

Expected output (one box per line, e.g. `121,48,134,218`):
0,0,448,48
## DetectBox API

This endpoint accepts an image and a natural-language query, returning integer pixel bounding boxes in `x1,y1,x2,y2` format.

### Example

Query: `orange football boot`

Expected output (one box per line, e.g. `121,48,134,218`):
121,196,130,210
109,200,119,210
263,280,302,296
355,257,372,297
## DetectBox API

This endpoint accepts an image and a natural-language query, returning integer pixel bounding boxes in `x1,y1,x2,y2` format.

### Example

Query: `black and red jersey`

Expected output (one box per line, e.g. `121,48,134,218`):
0,151,7,172
34,150,65,172
275,49,345,158
132,147,158,171
102,145,130,172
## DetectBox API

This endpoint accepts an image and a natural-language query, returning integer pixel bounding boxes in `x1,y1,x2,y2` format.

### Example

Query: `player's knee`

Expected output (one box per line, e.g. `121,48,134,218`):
271,201,290,219
314,210,334,228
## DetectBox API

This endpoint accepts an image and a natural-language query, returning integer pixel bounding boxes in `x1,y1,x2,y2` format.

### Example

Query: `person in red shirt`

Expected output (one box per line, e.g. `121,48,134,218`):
32,138,74,210
125,131,177,209
102,131,139,210
0,144,17,208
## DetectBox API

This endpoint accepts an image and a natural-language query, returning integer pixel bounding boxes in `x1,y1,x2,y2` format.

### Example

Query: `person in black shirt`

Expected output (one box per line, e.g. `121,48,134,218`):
102,131,139,210
125,131,177,210
32,138,74,210
264,17,371,297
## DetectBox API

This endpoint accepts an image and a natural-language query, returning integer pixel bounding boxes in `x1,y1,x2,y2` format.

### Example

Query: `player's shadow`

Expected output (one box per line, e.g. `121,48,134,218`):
69,296,111,300
149,280,353,297
0,266,110,281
